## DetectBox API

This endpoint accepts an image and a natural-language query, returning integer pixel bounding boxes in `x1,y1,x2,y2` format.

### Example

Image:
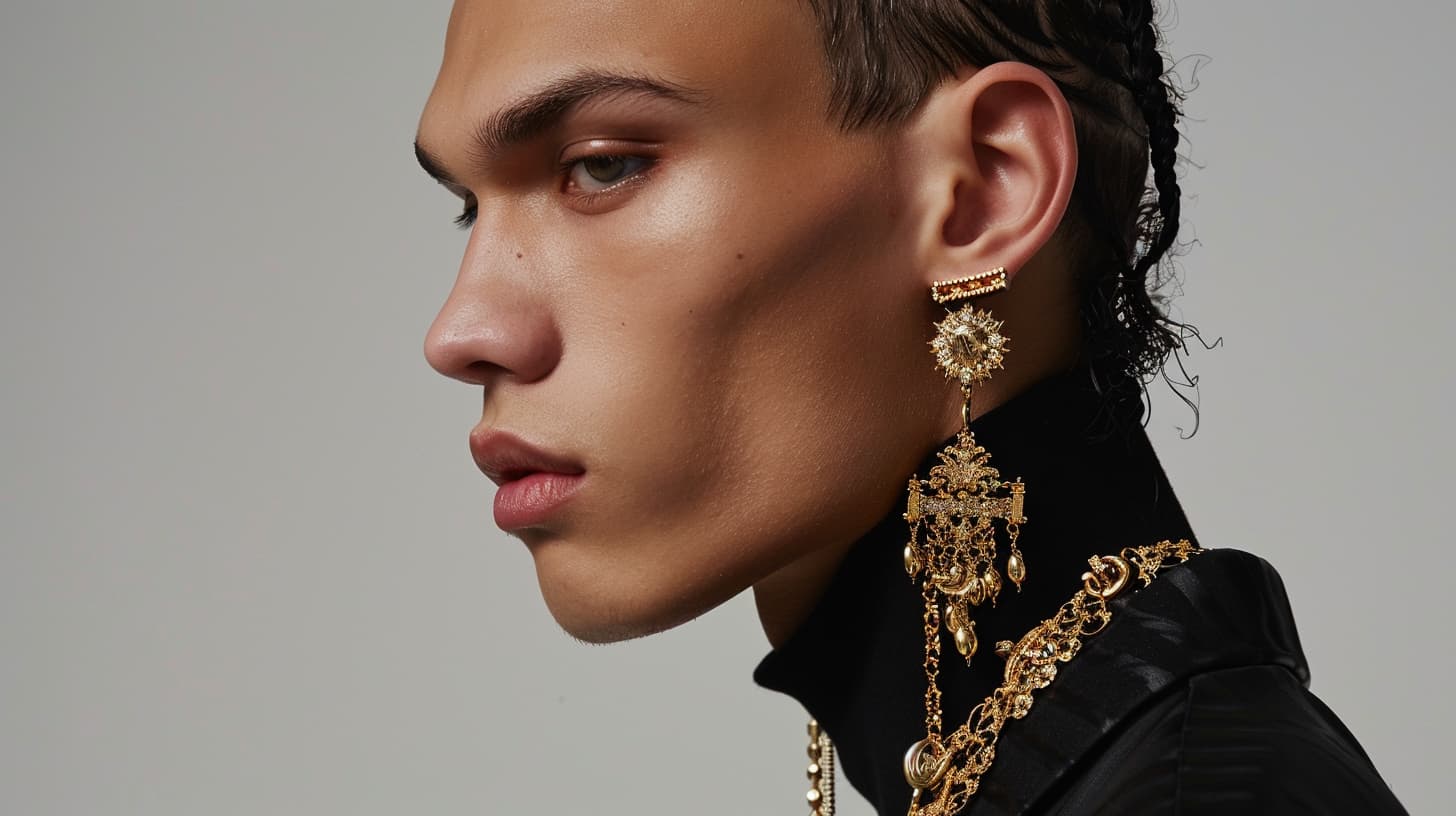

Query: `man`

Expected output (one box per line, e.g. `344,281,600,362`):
415,2,1407,813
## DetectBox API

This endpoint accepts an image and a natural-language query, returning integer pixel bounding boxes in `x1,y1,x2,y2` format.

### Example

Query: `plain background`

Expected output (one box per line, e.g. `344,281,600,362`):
2,2,1449,814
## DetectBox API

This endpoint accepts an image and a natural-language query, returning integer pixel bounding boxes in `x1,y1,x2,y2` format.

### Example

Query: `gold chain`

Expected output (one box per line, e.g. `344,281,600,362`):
798,539,1200,816
921,581,944,735
806,719,835,815
905,539,1200,815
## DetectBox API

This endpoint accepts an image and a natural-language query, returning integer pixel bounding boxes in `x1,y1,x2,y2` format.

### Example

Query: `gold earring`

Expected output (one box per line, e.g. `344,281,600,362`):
903,265,1029,664
901,265,1029,802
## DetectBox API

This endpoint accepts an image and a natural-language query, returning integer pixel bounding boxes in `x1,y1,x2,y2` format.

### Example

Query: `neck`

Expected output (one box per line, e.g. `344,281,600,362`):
754,531,862,648
752,351,1081,650
752,367,1197,809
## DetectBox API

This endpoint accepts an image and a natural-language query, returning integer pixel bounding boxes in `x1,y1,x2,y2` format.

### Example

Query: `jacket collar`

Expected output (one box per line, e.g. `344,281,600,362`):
752,369,1309,814
965,548,1308,814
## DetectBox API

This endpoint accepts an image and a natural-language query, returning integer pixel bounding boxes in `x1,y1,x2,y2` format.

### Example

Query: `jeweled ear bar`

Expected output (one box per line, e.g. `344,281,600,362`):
930,266,1007,304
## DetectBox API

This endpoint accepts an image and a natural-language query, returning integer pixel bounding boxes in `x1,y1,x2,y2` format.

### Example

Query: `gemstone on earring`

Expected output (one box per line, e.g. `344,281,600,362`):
930,266,1008,303
930,305,1008,388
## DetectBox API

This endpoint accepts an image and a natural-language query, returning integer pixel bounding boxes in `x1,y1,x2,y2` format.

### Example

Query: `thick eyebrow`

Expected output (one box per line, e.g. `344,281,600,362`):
414,69,706,185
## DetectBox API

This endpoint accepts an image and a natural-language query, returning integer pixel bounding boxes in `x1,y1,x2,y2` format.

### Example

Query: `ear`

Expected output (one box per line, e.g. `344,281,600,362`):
905,62,1078,290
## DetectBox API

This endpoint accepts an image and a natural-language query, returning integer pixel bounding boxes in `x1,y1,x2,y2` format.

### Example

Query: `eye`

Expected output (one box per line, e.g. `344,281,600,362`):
564,154,653,195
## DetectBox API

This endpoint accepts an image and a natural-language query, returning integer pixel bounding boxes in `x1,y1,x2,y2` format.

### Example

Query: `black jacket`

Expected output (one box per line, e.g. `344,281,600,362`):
754,371,1406,814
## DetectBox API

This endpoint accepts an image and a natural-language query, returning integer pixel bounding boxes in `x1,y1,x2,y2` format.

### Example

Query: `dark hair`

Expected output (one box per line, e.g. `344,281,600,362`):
803,0,1208,436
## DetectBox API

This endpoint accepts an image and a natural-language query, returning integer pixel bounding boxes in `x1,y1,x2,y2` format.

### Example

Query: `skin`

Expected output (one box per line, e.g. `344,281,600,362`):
417,0,1080,646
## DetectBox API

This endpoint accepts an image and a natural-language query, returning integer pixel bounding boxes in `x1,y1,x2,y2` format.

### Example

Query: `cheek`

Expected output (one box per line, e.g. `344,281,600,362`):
723,180,936,519
531,139,937,630
586,148,927,529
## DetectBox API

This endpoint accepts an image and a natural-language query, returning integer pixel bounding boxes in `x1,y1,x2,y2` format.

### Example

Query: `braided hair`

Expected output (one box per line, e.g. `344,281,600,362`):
803,0,1210,436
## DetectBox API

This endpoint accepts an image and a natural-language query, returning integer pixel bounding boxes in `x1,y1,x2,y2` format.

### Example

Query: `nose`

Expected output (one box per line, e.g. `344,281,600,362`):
423,230,561,387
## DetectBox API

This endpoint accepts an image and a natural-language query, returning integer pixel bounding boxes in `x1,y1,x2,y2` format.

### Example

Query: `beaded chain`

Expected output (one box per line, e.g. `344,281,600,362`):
805,719,835,815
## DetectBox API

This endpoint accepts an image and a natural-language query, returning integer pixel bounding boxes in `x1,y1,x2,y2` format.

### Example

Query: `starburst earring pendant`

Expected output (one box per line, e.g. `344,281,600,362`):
930,306,1008,389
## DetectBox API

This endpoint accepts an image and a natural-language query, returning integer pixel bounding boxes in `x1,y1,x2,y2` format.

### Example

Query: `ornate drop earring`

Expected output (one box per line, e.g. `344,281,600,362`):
901,266,1029,796
904,266,1030,662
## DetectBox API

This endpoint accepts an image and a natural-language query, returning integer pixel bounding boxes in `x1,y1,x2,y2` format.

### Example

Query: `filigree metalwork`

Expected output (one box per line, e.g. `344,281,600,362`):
930,306,1008,388
904,540,1202,816
904,430,1027,668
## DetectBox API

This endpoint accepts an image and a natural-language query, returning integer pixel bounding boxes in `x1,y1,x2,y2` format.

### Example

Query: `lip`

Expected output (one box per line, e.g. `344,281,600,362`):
470,429,586,530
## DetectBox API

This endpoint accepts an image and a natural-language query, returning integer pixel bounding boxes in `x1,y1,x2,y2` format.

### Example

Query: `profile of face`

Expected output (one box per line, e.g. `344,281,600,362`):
417,0,1077,644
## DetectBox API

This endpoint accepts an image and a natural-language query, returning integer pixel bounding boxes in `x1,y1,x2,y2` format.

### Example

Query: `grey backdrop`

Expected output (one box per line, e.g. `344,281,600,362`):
2,2,1448,814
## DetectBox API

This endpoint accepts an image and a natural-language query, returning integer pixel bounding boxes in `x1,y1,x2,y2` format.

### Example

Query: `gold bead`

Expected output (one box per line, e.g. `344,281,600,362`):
904,544,921,576
1007,552,1026,587
954,623,978,660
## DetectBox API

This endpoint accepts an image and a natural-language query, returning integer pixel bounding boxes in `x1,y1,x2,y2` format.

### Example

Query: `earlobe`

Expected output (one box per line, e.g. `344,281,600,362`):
910,62,1078,288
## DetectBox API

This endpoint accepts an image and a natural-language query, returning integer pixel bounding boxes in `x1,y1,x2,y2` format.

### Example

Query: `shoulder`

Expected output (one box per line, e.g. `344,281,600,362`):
1177,665,1406,813
982,548,1407,815
1044,664,1409,815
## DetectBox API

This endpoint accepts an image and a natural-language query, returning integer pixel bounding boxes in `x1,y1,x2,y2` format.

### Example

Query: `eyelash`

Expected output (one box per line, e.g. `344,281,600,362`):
451,153,656,230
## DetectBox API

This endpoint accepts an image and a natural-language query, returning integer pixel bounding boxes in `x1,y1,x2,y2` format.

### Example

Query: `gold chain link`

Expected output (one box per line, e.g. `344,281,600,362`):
798,539,1200,816
906,539,1200,816
922,581,943,735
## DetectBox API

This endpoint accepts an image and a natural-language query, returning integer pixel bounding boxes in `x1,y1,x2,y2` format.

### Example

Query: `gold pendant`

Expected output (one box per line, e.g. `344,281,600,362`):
903,430,1028,664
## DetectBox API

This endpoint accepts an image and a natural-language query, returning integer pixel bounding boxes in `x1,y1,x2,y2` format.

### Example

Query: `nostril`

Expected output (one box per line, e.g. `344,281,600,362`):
464,359,504,383
423,322,504,386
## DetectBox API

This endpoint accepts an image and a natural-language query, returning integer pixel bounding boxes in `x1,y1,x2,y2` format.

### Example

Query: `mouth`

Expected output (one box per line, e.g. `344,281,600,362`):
469,429,586,530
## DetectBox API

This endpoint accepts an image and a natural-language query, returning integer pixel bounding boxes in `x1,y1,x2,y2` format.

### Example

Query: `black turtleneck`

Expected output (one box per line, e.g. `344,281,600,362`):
753,369,1409,815
754,368,1197,808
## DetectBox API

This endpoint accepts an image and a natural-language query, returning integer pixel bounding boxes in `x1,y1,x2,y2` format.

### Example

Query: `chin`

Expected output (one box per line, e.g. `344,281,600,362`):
537,582,716,645
550,609,684,645
528,542,737,645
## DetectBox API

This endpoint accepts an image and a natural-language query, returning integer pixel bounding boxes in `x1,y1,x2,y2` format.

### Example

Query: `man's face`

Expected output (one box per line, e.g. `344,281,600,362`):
418,0,950,642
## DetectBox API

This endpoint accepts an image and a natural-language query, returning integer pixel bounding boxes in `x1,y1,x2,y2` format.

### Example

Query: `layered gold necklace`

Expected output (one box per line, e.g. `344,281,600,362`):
801,539,1202,816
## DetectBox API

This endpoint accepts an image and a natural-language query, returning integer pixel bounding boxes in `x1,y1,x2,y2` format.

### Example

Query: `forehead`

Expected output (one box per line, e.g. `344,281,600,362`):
422,0,828,138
